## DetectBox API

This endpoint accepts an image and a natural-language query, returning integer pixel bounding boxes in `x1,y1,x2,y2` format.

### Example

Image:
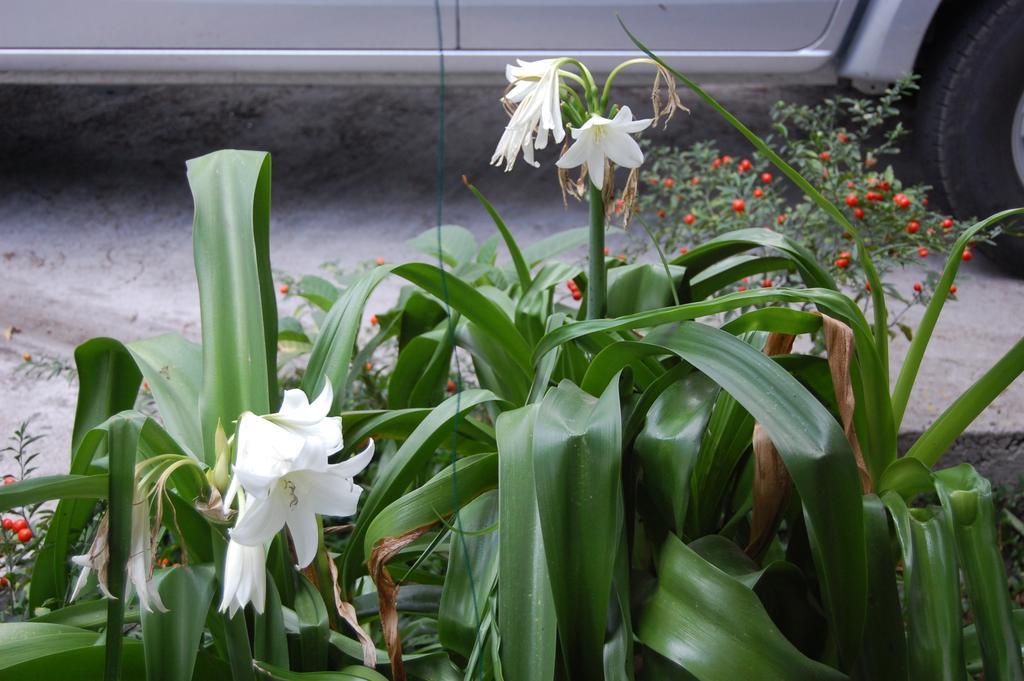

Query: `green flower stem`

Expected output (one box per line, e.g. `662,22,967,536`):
587,183,606,319
600,58,654,111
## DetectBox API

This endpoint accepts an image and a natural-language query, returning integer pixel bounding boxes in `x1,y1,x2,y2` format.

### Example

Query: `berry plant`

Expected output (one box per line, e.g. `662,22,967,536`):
0,420,48,621
634,77,992,320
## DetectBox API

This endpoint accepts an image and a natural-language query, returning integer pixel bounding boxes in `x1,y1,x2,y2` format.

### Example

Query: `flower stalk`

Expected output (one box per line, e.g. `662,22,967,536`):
587,183,606,319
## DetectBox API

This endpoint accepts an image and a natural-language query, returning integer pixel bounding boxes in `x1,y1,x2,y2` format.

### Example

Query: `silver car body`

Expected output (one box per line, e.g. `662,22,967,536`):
0,0,941,89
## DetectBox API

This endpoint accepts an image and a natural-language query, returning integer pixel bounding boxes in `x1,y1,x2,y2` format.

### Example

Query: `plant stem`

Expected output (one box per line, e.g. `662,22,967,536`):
587,183,606,319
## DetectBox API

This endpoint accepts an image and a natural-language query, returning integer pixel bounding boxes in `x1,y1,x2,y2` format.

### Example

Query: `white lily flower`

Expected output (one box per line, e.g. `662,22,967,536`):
226,381,375,569
70,487,166,613
219,492,267,617
491,58,566,171
555,106,653,190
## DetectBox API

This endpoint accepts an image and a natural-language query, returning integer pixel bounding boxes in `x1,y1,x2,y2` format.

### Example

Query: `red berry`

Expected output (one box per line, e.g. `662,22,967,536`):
913,282,923,293
722,155,733,165
847,180,856,189
893,194,911,209
845,193,859,207
737,285,748,292
753,188,764,198
375,256,386,266
731,198,746,213
278,284,289,295
918,247,929,258
819,151,831,161
17,528,32,543
761,172,773,183
962,250,973,262
865,282,872,291
906,220,920,234
949,285,958,295
839,251,851,259
683,213,696,225
942,218,954,230
614,199,624,214
0,577,8,588
678,247,689,255
761,279,774,288
691,176,700,185
571,290,582,301
364,362,373,372
853,208,865,220
865,157,877,168
1,518,11,531
837,132,850,143
835,258,850,268
566,280,578,292
369,314,379,326
617,254,627,262
711,159,722,169
865,191,882,202
922,197,929,206
604,247,610,255
738,159,752,173
3,476,14,485
12,518,27,532
663,178,675,189
446,379,457,393
878,181,891,191
657,209,667,219
776,214,786,225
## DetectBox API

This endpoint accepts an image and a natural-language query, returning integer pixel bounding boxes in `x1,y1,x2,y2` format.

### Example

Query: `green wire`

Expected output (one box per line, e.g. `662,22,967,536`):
432,1,483,677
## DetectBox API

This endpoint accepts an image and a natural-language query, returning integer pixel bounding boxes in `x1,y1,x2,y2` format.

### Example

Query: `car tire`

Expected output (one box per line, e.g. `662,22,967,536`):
918,0,1024,275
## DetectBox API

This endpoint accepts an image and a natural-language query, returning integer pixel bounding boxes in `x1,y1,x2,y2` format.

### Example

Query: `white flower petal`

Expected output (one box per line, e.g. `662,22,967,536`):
600,130,645,169
556,133,593,170
288,508,320,569
587,147,607,190
330,439,375,479
231,487,288,546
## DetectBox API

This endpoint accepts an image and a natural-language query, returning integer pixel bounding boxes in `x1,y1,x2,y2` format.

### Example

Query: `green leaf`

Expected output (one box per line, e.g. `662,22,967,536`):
342,389,506,588
633,323,867,666
934,465,1024,679
906,337,1024,467
0,474,107,509
605,263,681,317
31,601,140,630
519,226,590,268
127,334,204,459
689,254,796,300
439,491,500,658
495,405,556,681
407,224,478,268
362,451,498,556
965,611,1024,675
532,378,622,680
104,411,148,681
141,565,217,681
463,180,532,289
634,371,719,536
188,149,276,461
297,274,340,312
254,661,389,680
854,495,908,681
883,492,965,681
71,338,142,455
637,533,846,680
891,208,1024,426
294,574,330,672
388,326,453,409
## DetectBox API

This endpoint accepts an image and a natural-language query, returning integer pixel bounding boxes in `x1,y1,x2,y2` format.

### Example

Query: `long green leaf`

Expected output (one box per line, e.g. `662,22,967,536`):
495,405,556,681
891,208,1024,426
0,475,107,509
463,179,532,289
532,378,623,680
883,492,965,681
71,338,142,455
906,337,1024,467
935,465,1024,679
637,533,845,680
342,389,505,589
638,323,867,665
141,565,217,681
188,149,276,461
